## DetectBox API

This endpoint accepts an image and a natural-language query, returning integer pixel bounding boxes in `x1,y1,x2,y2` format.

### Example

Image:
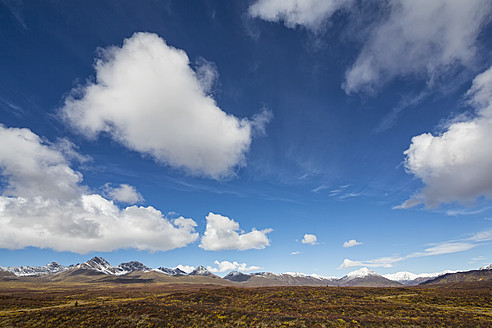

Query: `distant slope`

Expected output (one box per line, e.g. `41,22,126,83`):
224,271,338,287
383,270,457,286
421,269,492,285
336,268,402,287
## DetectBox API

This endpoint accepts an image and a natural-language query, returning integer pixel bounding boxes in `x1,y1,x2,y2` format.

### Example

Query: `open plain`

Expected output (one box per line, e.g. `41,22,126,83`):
0,279,490,327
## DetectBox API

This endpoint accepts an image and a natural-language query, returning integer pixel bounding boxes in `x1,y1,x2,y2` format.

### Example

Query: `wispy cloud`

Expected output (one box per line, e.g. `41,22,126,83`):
468,228,492,242
446,206,492,217
469,255,487,264
407,242,476,258
339,227,491,269
311,185,329,193
339,192,361,200
339,256,403,269
1,0,28,30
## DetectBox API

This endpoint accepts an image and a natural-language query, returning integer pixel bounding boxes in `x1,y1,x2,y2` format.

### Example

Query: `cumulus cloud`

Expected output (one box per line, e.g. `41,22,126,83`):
207,260,260,273
199,212,272,251
302,233,318,245
344,0,492,94
343,239,362,248
0,125,198,253
248,0,353,30
0,125,84,202
61,32,270,179
103,183,143,204
398,65,492,208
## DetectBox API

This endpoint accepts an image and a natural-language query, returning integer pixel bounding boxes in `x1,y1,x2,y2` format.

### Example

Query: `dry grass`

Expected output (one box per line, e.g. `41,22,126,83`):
0,281,490,327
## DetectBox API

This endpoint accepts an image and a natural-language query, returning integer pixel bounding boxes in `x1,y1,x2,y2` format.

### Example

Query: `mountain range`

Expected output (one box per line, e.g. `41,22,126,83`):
1,257,491,287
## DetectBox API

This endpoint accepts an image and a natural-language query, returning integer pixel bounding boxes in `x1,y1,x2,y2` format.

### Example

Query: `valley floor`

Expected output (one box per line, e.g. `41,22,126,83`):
0,281,490,327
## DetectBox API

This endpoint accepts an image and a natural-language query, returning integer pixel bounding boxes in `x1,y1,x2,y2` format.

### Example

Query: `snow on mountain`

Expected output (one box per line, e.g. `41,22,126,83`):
154,267,187,276
310,273,338,280
284,272,308,278
0,261,68,276
382,270,460,285
384,270,458,281
117,261,151,273
284,272,337,280
345,267,378,279
480,264,492,270
189,265,215,276
383,272,418,281
223,271,252,282
76,257,125,275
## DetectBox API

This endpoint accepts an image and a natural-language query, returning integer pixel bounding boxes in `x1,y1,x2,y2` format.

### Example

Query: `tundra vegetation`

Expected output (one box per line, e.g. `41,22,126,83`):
0,281,490,327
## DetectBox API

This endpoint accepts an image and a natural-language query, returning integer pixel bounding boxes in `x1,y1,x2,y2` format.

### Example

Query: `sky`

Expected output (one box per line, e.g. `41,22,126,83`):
1,0,492,277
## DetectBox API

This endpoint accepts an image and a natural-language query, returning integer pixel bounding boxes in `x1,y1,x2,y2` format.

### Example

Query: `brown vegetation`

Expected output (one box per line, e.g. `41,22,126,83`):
0,280,490,327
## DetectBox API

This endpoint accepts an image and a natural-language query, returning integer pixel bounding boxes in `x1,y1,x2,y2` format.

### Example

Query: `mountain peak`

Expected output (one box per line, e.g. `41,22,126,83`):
155,267,187,276
189,265,214,276
117,261,150,273
87,256,111,266
346,267,378,279
480,264,492,270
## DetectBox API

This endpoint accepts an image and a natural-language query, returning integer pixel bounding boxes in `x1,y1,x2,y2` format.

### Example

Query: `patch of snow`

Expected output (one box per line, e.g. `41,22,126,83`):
345,267,378,279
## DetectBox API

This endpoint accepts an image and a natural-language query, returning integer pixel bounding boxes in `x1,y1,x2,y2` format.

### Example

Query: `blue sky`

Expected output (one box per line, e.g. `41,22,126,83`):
1,0,492,277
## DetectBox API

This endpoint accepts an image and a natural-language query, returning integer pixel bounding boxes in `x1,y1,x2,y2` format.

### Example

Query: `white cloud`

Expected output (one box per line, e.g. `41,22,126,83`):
175,264,195,273
343,239,362,248
61,32,270,179
468,228,492,242
206,260,260,273
339,240,480,269
290,251,301,255
249,1,491,94
0,125,198,253
103,183,143,204
199,212,272,251
338,256,402,269
302,233,317,245
0,125,84,202
344,0,492,94
408,242,476,258
399,65,492,208
248,0,353,30
195,57,218,94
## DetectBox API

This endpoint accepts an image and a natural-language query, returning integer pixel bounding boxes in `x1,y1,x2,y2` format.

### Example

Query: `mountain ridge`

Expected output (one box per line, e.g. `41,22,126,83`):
1,257,490,287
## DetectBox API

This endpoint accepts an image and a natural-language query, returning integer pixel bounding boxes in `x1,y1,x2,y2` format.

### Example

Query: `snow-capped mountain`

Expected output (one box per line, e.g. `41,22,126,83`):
155,267,187,276
223,271,338,286
383,271,418,282
310,273,338,280
75,257,127,275
337,268,401,287
284,272,337,280
0,261,68,276
117,261,151,273
223,271,252,282
2,257,489,287
383,270,458,286
188,266,216,277
480,264,492,270
344,267,378,279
